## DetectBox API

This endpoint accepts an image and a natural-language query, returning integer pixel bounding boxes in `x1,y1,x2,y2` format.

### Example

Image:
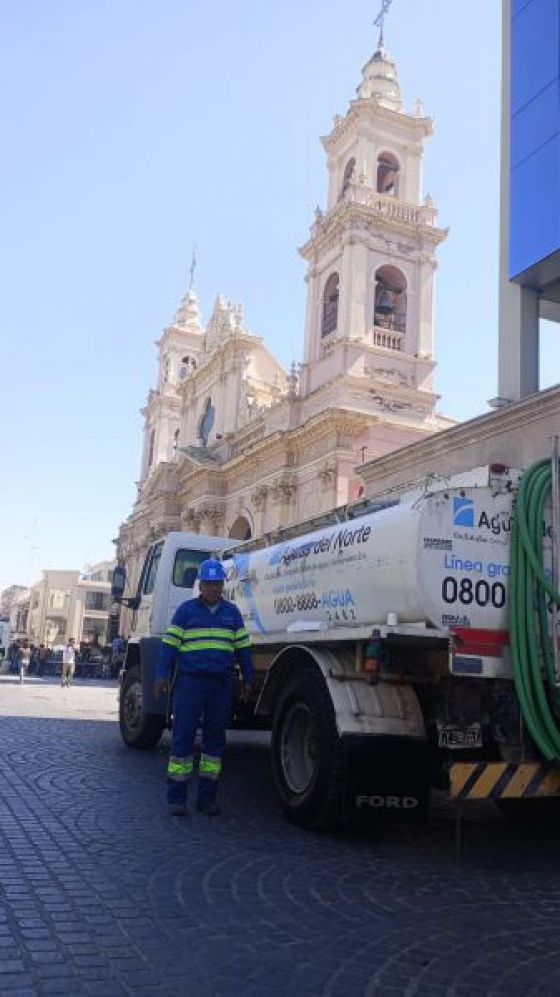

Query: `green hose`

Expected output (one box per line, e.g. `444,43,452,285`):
510,459,560,760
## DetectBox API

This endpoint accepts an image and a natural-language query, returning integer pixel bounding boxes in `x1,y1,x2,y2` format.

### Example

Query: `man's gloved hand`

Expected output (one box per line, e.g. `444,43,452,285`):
154,678,168,699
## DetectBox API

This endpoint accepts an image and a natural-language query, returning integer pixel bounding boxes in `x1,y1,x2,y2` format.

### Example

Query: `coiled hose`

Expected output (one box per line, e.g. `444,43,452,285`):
510,459,560,760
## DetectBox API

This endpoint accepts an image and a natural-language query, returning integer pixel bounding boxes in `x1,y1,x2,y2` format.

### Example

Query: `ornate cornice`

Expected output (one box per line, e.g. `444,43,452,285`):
317,463,336,486
270,477,297,505
321,100,433,154
250,484,269,510
144,393,182,419
358,385,560,489
142,461,179,500
300,199,446,260
182,507,201,530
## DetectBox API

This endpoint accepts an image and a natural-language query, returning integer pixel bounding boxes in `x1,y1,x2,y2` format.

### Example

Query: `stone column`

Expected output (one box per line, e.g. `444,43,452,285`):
303,267,320,364
250,486,268,537
270,479,297,528
198,505,225,538
417,255,435,359
339,239,368,341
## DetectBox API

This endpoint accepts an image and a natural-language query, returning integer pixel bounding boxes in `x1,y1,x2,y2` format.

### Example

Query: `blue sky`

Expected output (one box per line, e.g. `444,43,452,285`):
0,0,543,588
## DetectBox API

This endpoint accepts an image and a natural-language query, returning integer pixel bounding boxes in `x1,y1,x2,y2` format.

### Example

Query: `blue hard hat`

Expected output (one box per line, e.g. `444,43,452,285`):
198,558,226,582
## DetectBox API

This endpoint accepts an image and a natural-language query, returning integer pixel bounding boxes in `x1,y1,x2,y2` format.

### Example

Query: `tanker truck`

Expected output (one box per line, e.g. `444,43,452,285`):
113,460,560,827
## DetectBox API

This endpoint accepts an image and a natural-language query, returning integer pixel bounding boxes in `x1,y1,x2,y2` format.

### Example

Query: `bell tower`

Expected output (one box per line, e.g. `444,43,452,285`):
138,287,203,486
299,31,447,408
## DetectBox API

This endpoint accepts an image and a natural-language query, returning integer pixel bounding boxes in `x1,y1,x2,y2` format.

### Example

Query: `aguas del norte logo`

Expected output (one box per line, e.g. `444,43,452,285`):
453,498,475,527
453,497,513,536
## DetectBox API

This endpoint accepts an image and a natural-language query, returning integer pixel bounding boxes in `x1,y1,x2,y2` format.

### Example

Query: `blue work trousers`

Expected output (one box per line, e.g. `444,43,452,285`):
167,672,233,807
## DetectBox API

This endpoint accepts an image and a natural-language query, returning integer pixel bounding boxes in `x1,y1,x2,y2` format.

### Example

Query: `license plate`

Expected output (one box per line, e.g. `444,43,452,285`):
437,723,482,748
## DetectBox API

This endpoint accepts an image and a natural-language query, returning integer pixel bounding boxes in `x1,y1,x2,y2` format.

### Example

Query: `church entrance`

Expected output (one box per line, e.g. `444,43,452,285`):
228,516,252,541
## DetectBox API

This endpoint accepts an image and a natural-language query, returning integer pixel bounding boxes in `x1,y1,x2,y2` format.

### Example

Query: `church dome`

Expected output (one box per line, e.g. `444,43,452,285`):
356,45,403,112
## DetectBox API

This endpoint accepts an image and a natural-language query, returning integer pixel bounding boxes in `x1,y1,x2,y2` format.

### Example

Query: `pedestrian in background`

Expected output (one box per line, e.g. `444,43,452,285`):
154,559,253,817
37,644,49,677
61,638,77,688
110,634,125,677
19,641,31,684
101,646,110,679
8,642,18,675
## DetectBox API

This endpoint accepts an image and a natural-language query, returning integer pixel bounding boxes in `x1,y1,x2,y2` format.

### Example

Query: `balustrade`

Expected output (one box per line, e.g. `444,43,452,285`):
372,326,404,351
344,185,437,226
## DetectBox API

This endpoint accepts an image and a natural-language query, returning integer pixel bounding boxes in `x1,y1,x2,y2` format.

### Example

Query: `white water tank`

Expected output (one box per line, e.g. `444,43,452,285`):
224,472,516,637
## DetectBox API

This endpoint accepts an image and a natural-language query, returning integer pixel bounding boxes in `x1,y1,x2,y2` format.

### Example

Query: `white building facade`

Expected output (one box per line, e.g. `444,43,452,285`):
11,561,115,647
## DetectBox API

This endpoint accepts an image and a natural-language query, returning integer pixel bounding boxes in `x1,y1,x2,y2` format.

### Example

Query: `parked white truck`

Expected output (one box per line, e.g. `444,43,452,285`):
113,461,560,827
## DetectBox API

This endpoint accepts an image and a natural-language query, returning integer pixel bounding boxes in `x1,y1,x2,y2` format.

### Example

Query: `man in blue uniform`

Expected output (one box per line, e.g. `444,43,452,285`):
154,558,253,817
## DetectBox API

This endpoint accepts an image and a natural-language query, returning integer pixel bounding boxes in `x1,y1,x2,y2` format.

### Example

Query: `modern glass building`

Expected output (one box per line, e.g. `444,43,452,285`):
510,0,560,285
497,0,560,404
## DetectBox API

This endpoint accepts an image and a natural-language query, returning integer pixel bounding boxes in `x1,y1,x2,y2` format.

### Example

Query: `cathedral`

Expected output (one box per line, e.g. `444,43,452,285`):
116,35,454,597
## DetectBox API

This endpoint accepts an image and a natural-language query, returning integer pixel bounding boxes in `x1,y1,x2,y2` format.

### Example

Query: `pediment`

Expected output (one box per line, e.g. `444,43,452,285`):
204,295,243,355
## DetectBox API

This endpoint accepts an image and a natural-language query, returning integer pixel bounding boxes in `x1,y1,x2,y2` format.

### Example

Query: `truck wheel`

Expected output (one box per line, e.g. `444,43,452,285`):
271,667,346,829
119,666,165,750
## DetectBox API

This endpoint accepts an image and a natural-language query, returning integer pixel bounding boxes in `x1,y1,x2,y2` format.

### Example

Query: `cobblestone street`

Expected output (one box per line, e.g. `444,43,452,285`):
2,675,560,996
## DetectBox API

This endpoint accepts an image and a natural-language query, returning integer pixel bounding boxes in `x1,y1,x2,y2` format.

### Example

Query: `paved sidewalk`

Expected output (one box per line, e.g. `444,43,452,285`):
1,676,560,996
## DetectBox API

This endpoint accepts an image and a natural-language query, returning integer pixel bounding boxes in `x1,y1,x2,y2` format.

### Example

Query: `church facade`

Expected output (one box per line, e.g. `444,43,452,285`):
116,39,454,602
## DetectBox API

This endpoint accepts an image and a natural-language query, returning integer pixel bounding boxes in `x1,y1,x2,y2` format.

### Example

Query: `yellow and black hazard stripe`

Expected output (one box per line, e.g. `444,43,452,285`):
450,762,560,800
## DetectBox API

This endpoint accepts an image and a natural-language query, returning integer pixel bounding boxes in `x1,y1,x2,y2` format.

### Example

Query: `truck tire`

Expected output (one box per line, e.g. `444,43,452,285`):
271,666,346,829
119,666,165,750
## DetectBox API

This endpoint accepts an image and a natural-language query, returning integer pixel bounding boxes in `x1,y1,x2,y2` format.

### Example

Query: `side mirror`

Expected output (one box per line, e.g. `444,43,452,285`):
111,566,127,602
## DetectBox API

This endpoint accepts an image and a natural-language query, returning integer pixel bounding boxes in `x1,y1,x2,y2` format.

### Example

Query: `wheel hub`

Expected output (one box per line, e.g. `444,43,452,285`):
124,681,143,732
280,701,318,795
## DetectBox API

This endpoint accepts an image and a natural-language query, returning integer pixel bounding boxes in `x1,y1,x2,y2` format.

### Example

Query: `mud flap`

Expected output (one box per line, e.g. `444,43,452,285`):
343,736,431,824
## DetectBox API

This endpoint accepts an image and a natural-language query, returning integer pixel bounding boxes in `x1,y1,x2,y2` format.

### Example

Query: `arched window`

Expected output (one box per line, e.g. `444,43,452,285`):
376,152,400,196
341,158,356,197
179,355,196,381
173,428,180,451
321,272,339,338
229,516,252,541
374,266,407,339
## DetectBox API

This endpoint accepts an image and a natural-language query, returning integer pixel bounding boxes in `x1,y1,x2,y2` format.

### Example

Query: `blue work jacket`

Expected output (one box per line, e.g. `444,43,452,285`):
156,597,254,683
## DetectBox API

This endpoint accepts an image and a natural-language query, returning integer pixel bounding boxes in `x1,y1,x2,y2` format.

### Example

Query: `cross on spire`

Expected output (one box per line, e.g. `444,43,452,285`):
188,245,197,290
374,0,393,49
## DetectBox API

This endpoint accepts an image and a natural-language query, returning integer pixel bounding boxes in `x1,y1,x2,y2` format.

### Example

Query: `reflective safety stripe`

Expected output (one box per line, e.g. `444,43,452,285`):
179,641,235,654
168,756,194,781
199,754,222,780
234,628,251,648
167,625,186,639
181,629,235,642
163,635,181,649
